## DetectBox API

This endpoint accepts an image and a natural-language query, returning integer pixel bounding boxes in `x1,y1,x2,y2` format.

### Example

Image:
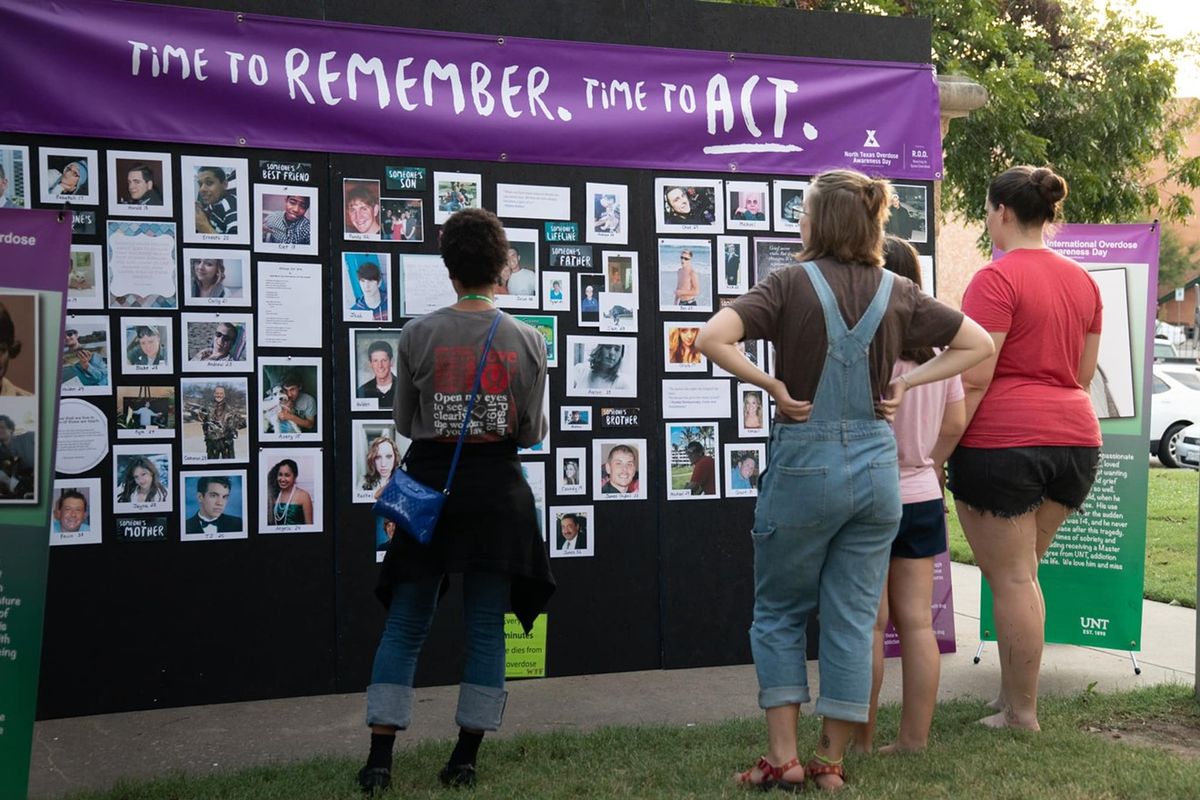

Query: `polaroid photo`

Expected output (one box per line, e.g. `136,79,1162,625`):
737,383,770,438
576,272,605,328
773,180,809,233
754,237,805,285
0,145,31,208
342,252,393,322
182,248,250,307
521,461,547,543
180,155,250,245
60,315,112,397
724,443,765,499
182,313,254,372
107,149,173,217
518,382,551,456
259,447,323,533
382,198,424,242
586,182,628,245
254,185,318,255
712,338,765,379
717,235,750,295
350,328,403,411
112,443,173,514
603,250,639,295
399,254,457,317
180,376,249,464
599,292,638,334
513,314,558,369
592,438,647,501
496,228,539,310
49,477,102,546
657,238,713,312
665,422,721,500
726,180,770,232
118,316,173,376
116,385,176,439
344,178,383,241
560,406,592,431
179,470,248,541
663,321,707,373
352,419,412,504
888,184,929,243
259,356,322,443
566,335,637,398
39,147,99,205
655,178,724,235
542,270,570,313
555,446,587,497
549,505,594,558
433,171,483,225
106,221,178,309
67,245,103,309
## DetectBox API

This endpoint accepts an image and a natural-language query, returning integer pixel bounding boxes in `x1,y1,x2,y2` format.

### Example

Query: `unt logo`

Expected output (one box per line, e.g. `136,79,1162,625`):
1080,617,1110,631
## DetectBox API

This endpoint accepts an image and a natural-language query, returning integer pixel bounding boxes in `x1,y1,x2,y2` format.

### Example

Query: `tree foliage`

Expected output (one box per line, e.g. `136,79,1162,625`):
1157,227,1200,290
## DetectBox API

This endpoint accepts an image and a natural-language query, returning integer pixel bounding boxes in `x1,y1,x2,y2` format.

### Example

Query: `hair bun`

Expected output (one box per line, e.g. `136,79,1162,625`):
1031,167,1068,205
863,179,888,215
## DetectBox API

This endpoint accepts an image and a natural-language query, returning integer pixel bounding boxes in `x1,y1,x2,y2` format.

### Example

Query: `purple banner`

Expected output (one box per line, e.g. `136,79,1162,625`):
883,548,957,658
0,0,942,179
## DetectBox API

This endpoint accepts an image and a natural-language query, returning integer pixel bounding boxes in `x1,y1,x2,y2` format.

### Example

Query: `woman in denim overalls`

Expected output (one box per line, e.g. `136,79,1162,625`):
698,170,991,790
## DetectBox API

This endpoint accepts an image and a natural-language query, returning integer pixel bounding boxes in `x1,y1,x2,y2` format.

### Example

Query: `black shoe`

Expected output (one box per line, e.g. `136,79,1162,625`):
439,763,477,788
358,765,391,795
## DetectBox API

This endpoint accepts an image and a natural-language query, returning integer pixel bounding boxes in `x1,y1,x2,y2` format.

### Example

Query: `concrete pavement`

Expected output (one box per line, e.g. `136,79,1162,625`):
28,562,1197,799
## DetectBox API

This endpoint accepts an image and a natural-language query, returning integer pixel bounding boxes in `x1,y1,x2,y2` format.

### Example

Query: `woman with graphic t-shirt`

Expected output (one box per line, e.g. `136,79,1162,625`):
949,166,1102,733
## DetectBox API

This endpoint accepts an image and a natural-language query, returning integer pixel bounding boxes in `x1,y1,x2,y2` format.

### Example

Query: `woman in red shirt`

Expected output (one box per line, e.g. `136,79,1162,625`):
950,166,1102,732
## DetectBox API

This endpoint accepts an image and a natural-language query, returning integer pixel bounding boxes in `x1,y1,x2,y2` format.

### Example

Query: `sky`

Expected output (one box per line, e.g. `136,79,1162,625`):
1101,0,1200,97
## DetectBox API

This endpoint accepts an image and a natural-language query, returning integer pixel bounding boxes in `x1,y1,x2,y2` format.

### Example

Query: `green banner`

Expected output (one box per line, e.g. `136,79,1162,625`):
504,613,547,678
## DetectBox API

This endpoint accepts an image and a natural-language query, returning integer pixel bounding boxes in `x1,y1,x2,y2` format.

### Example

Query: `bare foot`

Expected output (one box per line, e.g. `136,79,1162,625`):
978,710,1040,731
811,772,846,791
877,741,926,754
851,741,872,755
985,695,1005,711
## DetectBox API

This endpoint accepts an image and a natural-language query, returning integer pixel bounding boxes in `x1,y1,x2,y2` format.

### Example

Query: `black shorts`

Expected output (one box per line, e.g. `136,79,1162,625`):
947,445,1100,518
891,497,948,559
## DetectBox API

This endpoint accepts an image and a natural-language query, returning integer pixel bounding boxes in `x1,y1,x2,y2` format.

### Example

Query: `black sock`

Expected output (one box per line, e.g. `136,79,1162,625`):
447,728,484,767
367,732,396,770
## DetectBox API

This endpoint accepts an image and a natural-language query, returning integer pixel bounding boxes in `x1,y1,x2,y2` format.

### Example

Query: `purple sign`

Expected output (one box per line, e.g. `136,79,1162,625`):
0,0,942,178
883,548,958,658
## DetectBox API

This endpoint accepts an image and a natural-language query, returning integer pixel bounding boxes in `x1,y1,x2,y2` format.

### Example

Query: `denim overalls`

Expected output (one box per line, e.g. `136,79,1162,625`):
750,262,901,722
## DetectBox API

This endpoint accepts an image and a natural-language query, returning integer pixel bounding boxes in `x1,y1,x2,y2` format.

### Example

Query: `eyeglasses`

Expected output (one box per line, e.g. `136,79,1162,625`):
214,330,237,342
680,255,692,262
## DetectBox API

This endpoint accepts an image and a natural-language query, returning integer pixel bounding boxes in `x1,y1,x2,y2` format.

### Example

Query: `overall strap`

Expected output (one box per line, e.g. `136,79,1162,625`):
848,269,895,350
801,261,850,340
443,311,504,495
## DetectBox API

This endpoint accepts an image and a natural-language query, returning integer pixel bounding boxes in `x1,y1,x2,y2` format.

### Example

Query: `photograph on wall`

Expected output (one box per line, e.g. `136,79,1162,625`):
112,443,172,514
918,254,935,296
119,316,173,376
350,329,403,411
182,313,254,372
434,171,482,225
663,322,707,373
106,221,178,308
566,335,637,398
0,395,36,503
180,470,248,541
542,270,570,312
603,251,638,295
0,293,37,503
657,238,713,312
183,248,250,306
737,382,769,438
560,406,592,431
1087,267,1137,419
254,185,318,255
717,235,750,295
555,446,586,497
259,356,322,442
773,180,808,233
586,182,627,245
576,273,605,328
521,461,547,542
549,505,593,558
754,237,805,284
712,338,764,379
39,146,99,205
116,385,176,439
654,178,723,234
180,377,249,464
0,145,31,208
518,382,551,456
399,254,457,316
887,184,928,243
496,228,539,309
352,419,412,504
60,316,111,396
725,180,770,231
180,155,249,245
599,292,638,333
382,198,424,242
49,478,102,546
343,178,383,241
665,422,720,500
592,438,647,500
107,149,173,217
342,252,393,322
375,517,395,562
259,446,323,533
257,261,323,349
725,443,765,498
67,245,103,310
514,314,558,368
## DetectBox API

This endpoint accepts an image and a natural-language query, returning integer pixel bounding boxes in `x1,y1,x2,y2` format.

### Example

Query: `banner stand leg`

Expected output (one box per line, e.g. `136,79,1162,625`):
973,642,985,664
1129,651,1142,676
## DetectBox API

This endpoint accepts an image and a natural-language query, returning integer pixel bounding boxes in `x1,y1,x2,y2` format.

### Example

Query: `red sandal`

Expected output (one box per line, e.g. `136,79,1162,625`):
734,755,805,792
805,756,847,791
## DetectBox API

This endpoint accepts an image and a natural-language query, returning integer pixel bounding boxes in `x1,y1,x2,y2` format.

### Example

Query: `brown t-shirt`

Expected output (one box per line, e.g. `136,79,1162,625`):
730,258,964,418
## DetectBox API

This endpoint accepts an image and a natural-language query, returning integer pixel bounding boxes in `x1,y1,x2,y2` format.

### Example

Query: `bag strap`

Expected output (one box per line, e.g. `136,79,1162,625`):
442,310,504,495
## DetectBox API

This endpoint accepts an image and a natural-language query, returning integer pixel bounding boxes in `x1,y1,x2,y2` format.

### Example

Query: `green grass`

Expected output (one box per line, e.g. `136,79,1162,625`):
64,685,1200,799
948,468,1199,607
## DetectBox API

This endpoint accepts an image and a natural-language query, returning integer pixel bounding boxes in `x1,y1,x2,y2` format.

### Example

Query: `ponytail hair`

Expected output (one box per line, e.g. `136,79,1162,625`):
988,165,1068,226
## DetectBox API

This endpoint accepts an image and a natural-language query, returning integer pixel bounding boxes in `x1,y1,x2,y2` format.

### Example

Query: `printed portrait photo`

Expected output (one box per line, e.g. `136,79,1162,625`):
180,470,248,541
182,313,254,372
259,357,322,442
655,178,724,235
344,178,382,241
657,238,713,312
542,270,570,313
592,438,647,501
0,294,38,503
342,252,393,323
107,150,173,217
725,180,770,232
0,396,37,504
0,145,31,208
106,221,178,309
67,245,103,310
663,322,707,373
560,406,592,431
39,147,99,205
119,316,173,376
586,182,627,245
183,248,250,307
180,377,249,464
887,184,929,243
116,385,176,439
549,505,594,558
254,185,318,255
49,478,102,546
352,419,411,504
599,292,637,334
576,273,605,328
566,335,638,398
724,443,765,498
350,329,403,412
382,198,423,242
773,180,809,233
496,228,539,310
433,171,482,225
112,443,173,514
60,315,111,397
259,446,323,533
737,383,769,438
555,446,586,497
717,235,750,295
604,251,638,294
180,155,250,245
666,423,721,500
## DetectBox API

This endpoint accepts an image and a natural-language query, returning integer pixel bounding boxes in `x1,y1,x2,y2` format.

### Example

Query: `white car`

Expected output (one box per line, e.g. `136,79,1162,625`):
1177,423,1200,470
1151,364,1200,468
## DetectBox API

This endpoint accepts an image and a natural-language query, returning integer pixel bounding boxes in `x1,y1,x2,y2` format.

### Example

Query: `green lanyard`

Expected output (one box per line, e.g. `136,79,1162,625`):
459,294,494,304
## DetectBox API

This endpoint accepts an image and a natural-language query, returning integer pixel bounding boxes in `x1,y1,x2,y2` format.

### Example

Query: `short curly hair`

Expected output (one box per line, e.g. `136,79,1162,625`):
439,208,510,289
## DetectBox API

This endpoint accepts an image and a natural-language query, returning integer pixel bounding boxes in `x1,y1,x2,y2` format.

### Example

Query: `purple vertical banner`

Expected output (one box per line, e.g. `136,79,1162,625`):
0,209,72,800
883,548,958,658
